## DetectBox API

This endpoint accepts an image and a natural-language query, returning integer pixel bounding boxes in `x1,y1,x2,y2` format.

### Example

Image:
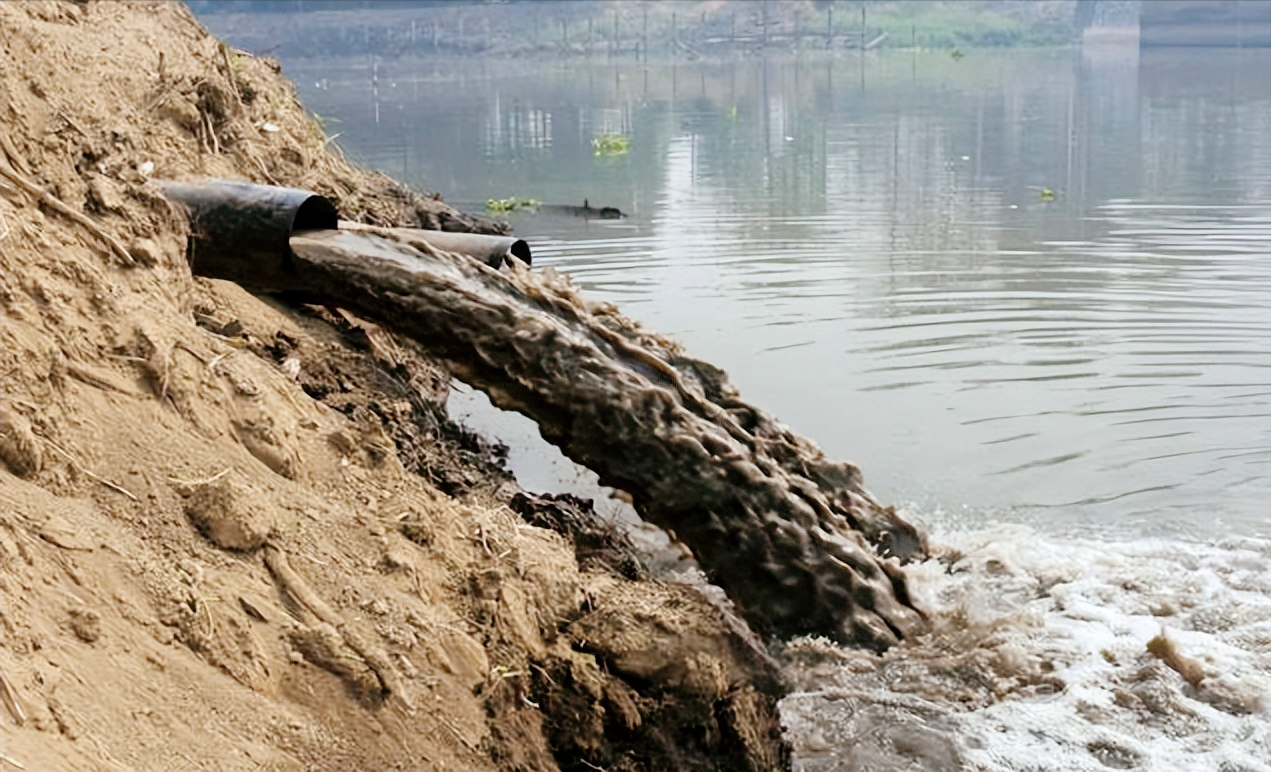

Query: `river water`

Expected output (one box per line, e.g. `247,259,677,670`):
281,46,1269,770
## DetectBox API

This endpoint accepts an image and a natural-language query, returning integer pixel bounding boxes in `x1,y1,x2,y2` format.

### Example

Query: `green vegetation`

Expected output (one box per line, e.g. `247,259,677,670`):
485,196,541,214
191,0,1091,60
854,2,1074,49
591,133,631,157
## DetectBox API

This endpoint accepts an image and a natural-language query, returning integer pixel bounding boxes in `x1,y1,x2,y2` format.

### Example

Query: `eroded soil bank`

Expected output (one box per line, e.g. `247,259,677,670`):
0,2,788,769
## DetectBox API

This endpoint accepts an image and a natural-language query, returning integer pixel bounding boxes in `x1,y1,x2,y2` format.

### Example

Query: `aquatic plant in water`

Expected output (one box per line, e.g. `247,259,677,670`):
591,133,630,157
485,196,541,214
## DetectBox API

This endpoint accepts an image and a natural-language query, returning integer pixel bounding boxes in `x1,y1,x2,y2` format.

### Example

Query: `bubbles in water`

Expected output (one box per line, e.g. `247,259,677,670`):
780,522,1271,771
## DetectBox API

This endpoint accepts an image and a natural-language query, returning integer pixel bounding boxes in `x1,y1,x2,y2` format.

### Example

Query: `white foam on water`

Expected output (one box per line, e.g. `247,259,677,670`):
779,520,1271,772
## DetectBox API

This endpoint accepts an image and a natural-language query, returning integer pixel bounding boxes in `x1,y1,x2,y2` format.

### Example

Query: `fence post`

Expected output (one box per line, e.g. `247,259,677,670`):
642,4,648,60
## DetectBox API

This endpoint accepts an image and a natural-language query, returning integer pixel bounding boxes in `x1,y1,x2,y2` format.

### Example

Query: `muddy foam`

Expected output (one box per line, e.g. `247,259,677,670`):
780,518,1271,771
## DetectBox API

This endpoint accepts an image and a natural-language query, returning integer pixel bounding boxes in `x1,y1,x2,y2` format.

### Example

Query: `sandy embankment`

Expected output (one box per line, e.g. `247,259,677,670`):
0,2,786,770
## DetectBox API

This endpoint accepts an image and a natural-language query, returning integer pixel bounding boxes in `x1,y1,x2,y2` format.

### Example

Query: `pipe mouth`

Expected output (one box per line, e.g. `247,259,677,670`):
509,239,531,265
159,178,340,289
292,194,339,233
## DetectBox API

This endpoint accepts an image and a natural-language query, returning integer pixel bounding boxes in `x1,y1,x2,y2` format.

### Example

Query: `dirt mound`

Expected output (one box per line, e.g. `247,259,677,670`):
0,2,786,770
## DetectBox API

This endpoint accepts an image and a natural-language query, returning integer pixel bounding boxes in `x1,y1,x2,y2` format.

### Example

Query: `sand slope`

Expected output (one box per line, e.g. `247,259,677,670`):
0,2,785,770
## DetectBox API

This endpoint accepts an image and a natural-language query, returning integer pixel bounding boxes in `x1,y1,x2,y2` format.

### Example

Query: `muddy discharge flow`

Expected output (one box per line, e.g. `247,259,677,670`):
217,226,924,650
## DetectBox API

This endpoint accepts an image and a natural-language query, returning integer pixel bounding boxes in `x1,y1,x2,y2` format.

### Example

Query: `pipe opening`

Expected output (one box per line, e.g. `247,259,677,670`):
293,195,339,233
509,239,531,265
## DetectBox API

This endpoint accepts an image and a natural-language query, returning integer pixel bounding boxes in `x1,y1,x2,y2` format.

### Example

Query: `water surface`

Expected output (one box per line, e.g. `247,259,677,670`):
288,46,1270,540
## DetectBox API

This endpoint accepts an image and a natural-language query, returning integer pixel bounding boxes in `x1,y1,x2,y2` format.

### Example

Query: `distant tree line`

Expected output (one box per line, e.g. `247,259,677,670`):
190,1,1118,56
186,0,523,15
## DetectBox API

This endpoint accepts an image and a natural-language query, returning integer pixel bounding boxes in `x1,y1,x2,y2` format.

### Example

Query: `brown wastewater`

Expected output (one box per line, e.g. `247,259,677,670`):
284,226,929,652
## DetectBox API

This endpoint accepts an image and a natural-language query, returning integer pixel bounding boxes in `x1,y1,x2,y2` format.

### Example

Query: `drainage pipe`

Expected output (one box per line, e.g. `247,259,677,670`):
160,178,337,288
159,179,530,289
339,221,531,268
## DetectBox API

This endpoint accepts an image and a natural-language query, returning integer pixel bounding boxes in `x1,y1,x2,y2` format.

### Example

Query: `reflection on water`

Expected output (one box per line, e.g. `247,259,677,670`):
288,46,1270,539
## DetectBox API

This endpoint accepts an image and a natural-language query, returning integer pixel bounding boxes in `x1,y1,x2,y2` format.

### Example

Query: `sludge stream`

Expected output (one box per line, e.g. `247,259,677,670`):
286,226,927,650
164,177,928,652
